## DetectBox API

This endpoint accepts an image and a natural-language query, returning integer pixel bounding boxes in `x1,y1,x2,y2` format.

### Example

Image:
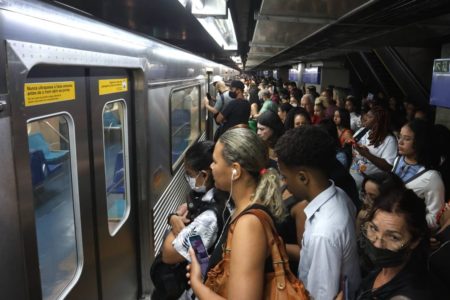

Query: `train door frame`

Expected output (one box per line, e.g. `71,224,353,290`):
5,40,151,299
88,67,139,300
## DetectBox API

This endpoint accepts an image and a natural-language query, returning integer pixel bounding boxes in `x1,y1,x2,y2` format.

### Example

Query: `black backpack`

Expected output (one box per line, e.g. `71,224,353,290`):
150,191,224,299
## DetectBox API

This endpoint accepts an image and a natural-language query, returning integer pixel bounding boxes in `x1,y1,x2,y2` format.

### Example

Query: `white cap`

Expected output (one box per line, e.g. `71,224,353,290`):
212,75,223,84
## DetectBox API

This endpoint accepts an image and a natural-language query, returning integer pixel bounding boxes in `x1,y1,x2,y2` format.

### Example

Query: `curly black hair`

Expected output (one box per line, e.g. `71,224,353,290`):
275,125,336,172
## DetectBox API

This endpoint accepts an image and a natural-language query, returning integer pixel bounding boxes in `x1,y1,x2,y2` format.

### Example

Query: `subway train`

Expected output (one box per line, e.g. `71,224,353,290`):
0,0,238,299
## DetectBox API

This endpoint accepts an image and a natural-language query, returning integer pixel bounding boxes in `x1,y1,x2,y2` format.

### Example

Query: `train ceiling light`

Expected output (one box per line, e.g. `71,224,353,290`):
178,0,236,50
178,0,227,17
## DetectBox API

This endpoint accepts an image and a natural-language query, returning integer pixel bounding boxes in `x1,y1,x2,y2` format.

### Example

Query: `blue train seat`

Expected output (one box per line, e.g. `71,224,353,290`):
28,132,69,164
103,111,121,128
107,151,125,194
29,149,63,188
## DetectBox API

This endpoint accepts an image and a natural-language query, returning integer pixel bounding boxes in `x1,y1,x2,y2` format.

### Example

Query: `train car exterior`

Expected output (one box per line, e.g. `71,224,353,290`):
0,0,238,299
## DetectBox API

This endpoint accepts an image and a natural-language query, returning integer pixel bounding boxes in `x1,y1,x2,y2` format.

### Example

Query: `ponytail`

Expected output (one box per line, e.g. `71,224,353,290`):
252,168,286,221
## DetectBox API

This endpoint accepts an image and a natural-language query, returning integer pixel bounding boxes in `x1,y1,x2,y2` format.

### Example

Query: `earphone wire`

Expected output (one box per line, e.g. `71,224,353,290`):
215,171,234,250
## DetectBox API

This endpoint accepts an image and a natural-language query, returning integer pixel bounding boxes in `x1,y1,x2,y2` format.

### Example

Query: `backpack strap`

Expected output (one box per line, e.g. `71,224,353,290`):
354,127,369,143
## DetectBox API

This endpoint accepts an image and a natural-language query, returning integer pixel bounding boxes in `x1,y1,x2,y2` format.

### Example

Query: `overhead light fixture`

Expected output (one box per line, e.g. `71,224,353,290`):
178,0,188,8
230,56,241,64
192,0,205,10
197,9,237,50
178,0,226,17
177,1,236,50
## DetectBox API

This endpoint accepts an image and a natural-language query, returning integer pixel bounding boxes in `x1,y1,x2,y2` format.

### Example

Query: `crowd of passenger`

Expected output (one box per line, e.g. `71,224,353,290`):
152,75,450,300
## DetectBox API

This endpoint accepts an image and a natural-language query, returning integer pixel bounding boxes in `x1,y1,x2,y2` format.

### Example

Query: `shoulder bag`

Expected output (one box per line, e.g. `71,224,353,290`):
204,208,310,300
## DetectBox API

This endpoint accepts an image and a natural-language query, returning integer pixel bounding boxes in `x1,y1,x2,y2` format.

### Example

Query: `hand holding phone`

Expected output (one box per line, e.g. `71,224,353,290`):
189,235,209,277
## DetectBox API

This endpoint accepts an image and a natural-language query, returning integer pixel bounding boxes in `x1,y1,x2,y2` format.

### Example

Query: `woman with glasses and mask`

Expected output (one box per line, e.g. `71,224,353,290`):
392,119,445,230
356,185,432,299
159,141,227,299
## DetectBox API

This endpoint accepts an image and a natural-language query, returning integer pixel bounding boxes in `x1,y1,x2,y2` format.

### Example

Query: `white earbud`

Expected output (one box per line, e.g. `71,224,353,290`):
232,169,237,178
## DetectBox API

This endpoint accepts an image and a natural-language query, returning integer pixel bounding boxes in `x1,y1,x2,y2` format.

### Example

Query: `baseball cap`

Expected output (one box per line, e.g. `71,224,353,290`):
230,80,245,90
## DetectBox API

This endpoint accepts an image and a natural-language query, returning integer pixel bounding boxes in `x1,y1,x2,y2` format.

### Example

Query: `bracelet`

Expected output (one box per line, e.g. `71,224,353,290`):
167,213,178,225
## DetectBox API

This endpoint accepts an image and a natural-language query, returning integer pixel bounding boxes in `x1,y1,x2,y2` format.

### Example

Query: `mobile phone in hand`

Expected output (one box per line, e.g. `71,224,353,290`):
206,92,212,101
189,235,209,277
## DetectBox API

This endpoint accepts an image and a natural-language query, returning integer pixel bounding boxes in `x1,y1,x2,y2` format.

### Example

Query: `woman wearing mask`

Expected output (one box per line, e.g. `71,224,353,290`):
159,141,227,299
356,186,432,299
187,128,287,300
392,119,445,229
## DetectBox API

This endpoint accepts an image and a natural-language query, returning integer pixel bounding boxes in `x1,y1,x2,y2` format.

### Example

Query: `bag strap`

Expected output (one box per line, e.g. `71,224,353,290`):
247,209,291,290
221,208,294,290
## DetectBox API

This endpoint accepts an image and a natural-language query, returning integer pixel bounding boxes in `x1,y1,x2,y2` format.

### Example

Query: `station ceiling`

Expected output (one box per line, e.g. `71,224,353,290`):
52,0,450,71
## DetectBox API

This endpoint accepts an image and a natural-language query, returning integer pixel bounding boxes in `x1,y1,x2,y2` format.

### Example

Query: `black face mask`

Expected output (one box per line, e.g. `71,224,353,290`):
229,91,237,99
362,235,410,268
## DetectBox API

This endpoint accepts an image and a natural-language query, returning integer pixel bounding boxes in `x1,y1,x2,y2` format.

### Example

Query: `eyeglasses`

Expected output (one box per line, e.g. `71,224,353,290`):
361,222,408,251
397,135,413,143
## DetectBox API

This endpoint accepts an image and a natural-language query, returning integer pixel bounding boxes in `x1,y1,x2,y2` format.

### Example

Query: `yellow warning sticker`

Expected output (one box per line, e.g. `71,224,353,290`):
99,78,128,95
24,81,76,107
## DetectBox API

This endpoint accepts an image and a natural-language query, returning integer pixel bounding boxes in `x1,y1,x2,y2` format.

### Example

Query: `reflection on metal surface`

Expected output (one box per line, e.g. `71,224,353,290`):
254,12,335,24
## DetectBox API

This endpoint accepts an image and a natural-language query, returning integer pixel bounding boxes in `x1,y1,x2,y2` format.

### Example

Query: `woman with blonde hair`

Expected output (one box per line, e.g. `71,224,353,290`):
187,128,287,299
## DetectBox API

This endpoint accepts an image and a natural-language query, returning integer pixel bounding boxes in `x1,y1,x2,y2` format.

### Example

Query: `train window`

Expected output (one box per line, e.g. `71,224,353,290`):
102,100,131,236
170,85,201,169
27,114,82,300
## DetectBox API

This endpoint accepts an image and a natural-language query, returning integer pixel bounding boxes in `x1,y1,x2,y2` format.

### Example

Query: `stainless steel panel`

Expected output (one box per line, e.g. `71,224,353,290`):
249,0,369,67
0,117,28,299
152,165,190,255
7,40,143,71
260,0,368,18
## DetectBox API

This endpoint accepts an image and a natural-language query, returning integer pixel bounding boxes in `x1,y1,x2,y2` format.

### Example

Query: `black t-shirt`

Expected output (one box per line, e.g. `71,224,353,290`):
221,98,250,131
356,258,433,300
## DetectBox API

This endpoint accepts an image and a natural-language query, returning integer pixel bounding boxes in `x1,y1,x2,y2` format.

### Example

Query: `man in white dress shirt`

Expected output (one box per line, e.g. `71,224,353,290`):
275,126,361,300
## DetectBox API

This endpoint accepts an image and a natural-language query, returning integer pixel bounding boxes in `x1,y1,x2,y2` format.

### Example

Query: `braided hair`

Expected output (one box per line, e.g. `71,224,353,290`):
368,105,390,147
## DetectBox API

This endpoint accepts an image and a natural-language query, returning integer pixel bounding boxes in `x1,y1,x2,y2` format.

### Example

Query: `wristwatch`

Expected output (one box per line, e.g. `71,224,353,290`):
167,212,178,225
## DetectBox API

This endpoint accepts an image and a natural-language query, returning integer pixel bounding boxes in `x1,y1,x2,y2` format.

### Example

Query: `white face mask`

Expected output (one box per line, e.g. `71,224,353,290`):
185,172,207,193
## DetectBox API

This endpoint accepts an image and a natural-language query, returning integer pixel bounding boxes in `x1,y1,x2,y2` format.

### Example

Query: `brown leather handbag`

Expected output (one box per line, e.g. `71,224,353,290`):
204,208,310,299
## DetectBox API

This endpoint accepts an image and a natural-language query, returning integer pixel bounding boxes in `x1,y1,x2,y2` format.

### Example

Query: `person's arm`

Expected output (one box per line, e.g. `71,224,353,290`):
165,210,218,264
189,214,267,300
215,112,225,124
161,231,185,264
250,102,259,119
353,144,393,172
341,130,353,145
216,100,234,124
422,171,445,229
169,211,190,236
226,214,267,299
188,248,225,300
204,97,218,114
253,101,267,119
